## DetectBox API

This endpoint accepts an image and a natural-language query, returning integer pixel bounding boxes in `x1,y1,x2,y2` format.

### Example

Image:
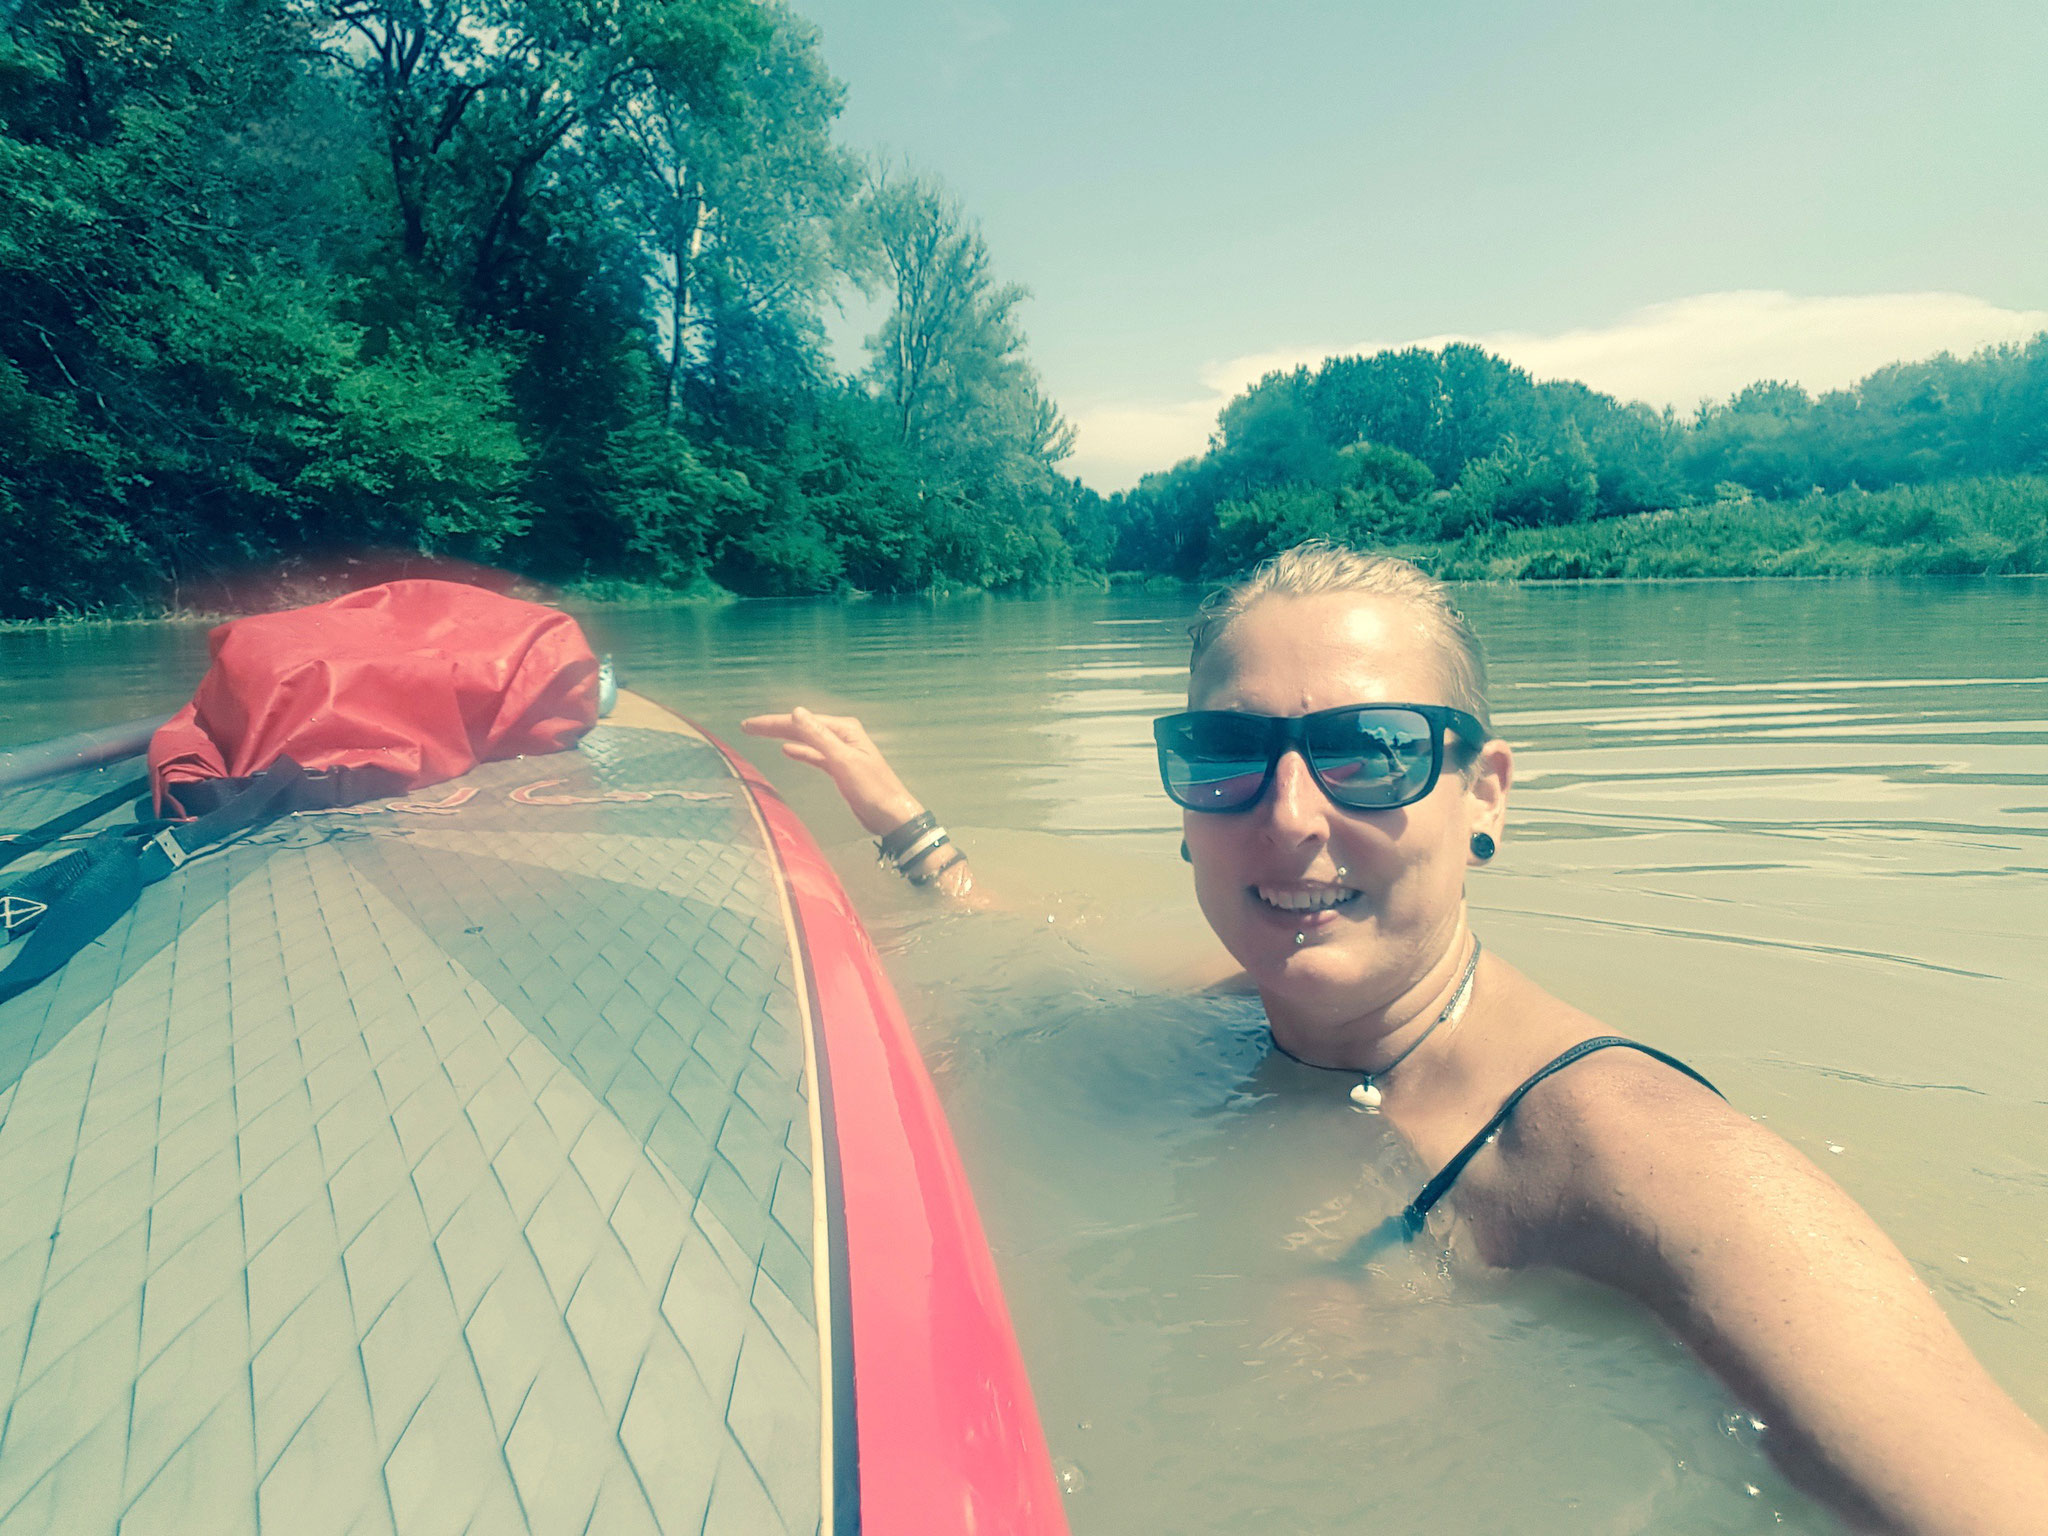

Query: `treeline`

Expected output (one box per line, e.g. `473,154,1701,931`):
6,0,2044,622
0,0,1088,618
1096,335,2048,577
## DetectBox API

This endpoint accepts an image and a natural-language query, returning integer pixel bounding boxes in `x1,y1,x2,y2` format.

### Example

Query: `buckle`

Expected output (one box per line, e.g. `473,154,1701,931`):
149,827,190,870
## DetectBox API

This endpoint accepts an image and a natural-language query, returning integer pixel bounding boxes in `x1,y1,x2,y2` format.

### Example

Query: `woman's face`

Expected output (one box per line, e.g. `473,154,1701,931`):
1182,591,1509,1030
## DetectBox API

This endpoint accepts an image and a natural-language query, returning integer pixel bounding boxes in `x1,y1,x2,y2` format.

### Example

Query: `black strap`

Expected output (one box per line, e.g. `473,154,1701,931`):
166,761,407,818
1398,1036,1722,1240
0,758,308,1006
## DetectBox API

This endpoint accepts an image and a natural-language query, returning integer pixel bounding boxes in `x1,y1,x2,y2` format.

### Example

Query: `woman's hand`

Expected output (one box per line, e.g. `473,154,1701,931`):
739,707,925,837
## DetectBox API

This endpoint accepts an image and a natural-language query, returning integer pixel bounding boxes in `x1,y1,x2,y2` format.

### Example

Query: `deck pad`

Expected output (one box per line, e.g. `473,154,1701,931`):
0,722,827,1534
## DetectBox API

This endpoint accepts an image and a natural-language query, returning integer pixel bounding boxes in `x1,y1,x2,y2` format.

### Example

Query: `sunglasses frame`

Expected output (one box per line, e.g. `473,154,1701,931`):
1152,703,1488,815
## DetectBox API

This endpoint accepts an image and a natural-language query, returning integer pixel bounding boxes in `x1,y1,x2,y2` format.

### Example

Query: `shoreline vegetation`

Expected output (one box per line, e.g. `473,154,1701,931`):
6,2,2048,623
5,472,2047,629
1409,475,2048,582
8,479,2043,630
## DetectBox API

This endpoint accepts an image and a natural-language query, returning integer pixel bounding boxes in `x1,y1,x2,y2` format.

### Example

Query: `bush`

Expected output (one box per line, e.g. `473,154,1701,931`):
1203,442,1439,575
1415,475,2048,580
1443,432,1599,534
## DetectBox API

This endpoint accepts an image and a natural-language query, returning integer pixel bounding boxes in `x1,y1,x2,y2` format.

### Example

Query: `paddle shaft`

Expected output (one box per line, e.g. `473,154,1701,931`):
0,714,170,795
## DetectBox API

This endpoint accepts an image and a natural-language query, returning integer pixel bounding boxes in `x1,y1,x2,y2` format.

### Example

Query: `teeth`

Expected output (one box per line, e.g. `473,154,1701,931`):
1257,886,1359,912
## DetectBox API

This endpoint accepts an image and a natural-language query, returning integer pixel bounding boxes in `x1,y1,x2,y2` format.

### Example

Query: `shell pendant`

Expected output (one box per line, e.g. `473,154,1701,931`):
1349,1080,1383,1112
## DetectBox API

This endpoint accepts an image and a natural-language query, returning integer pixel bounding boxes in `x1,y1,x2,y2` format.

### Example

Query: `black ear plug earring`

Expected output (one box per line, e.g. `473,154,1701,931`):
1180,838,1192,863
1470,831,1496,861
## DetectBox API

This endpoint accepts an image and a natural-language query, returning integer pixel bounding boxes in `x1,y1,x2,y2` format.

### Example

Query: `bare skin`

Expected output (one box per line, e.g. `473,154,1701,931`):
751,590,2048,1533
740,704,977,899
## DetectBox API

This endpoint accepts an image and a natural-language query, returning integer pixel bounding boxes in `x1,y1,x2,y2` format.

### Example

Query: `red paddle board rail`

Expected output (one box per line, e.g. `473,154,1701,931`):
710,733,1069,1535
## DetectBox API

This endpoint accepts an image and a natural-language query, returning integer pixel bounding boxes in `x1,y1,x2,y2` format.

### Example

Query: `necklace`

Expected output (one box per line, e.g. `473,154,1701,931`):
1349,937,1482,1112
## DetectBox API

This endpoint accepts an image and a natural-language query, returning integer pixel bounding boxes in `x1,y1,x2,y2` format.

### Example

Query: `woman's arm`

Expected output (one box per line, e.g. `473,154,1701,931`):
1509,1053,2048,1533
739,707,974,898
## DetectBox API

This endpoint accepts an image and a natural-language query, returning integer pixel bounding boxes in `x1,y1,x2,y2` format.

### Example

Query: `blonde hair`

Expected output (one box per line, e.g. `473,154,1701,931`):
1188,541,1492,736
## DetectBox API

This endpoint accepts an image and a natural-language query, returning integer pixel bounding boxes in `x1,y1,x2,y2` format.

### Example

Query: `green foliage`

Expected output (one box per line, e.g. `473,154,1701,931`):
769,390,930,591
843,167,1079,592
0,0,1084,616
599,417,757,586
855,169,1073,466
1203,442,1439,575
1414,477,2048,581
1104,331,2048,580
1341,441,1437,507
1443,430,1598,533
1207,486,1355,576
9,0,2041,618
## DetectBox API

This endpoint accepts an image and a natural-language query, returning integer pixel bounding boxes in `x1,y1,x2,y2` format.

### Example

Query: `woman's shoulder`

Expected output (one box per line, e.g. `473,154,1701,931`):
1480,1024,1805,1266
1474,966,1738,1160
1446,972,1764,1247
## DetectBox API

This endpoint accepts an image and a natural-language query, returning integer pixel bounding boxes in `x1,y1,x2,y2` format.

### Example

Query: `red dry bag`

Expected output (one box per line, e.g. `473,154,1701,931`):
149,580,600,817
2,582,598,1008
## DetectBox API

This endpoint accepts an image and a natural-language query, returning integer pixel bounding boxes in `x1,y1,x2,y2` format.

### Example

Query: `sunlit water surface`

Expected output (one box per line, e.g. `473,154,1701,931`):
5,580,2046,1533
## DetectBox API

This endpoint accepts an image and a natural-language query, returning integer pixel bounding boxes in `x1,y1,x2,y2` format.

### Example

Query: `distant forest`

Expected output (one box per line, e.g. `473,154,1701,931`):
1104,336,2048,581
4,0,2046,620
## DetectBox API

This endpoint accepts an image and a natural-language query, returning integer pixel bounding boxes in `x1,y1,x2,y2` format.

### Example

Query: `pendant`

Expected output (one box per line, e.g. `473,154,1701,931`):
1350,1079,1383,1111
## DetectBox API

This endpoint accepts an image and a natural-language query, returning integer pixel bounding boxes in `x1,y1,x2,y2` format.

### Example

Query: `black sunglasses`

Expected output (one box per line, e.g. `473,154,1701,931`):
1153,703,1487,814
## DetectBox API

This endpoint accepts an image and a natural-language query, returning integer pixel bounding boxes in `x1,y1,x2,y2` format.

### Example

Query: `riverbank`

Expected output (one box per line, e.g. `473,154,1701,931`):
7,476,2042,629
1401,475,2048,581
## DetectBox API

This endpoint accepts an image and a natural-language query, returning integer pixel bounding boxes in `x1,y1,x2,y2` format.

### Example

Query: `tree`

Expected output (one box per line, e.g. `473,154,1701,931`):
1443,431,1599,534
317,0,763,295
853,166,1076,589
1201,443,1438,575
858,170,1062,453
0,0,529,613
1683,380,1818,500
613,3,856,418
0,0,1093,615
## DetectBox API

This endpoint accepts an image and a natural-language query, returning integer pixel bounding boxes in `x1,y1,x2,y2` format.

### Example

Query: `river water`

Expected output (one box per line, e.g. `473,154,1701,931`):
4,579,2046,1532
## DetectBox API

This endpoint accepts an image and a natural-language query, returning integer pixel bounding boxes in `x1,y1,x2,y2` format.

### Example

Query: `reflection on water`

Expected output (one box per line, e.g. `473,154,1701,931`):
4,579,2045,1533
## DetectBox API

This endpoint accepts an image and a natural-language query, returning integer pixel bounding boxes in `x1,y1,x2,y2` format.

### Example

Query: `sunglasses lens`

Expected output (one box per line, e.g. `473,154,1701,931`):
1159,715,1271,811
1307,708,1437,808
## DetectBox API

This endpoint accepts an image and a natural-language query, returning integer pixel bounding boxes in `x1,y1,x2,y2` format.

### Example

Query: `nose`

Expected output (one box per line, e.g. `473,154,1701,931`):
1260,748,1330,844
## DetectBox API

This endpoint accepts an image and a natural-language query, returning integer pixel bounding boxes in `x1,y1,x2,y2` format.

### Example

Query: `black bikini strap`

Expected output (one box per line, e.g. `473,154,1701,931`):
1399,1036,1721,1239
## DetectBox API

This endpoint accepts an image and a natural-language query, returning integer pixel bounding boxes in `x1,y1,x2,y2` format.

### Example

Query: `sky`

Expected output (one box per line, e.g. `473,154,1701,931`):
789,0,2048,490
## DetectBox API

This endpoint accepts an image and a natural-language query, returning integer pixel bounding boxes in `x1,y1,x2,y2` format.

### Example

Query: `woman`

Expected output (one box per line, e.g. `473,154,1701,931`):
744,542,2048,1533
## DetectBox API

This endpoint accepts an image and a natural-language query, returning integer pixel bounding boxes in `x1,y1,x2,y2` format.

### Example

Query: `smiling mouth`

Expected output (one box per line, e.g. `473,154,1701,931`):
1255,884,1362,912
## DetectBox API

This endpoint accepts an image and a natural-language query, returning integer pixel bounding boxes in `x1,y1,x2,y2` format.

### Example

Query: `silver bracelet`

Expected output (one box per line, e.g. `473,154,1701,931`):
891,825,949,869
876,809,938,862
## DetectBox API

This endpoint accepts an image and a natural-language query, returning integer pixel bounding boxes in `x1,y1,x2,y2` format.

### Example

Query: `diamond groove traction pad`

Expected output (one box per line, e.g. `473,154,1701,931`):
0,706,826,1535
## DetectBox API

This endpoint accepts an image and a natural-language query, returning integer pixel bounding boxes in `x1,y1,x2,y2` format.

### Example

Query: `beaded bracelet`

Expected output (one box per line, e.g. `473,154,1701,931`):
907,847,967,886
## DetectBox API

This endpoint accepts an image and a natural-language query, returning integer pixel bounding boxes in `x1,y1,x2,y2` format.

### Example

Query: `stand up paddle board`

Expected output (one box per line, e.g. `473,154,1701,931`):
0,690,1065,1535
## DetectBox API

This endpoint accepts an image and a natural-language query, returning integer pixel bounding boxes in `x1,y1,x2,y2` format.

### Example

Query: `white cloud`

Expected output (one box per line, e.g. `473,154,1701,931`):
1065,291,2048,491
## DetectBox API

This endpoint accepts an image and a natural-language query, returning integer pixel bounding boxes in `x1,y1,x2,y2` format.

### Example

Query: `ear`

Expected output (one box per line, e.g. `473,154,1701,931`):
1464,738,1512,863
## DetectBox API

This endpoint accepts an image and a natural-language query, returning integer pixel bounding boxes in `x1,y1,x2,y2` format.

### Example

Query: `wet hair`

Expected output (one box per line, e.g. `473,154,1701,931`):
1188,540,1493,737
